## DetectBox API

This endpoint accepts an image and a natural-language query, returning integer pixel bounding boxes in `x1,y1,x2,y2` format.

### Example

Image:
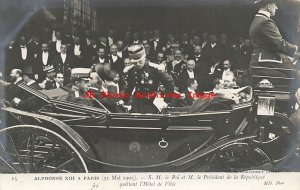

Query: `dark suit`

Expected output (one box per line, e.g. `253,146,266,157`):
109,55,124,74
182,88,196,106
52,53,72,84
34,51,53,82
218,42,232,61
45,81,61,90
86,44,99,67
239,45,252,69
6,80,42,111
181,41,193,56
14,45,34,72
91,56,110,65
193,55,210,92
149,39,164,54
176,70,199,92
202,43,221,67
166,60,187,81
249,11,298,93
27,41,41,58
69,44,87,68
6,79,24,101
207,66,223,91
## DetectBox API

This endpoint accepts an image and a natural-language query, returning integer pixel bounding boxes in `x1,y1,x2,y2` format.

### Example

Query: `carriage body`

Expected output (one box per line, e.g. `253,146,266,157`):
0,83,297,173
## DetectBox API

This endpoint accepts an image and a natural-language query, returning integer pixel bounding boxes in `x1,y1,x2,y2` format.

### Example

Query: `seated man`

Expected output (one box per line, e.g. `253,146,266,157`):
88,72,126,113
188,72,252,114
45,72,64,89
5,69,45,111
214,72,252,104
182,79,198,106
66,71,93,106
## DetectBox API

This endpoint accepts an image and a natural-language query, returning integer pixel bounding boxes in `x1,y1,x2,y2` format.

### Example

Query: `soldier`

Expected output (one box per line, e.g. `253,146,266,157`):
125,44,175,114
66,69,93,106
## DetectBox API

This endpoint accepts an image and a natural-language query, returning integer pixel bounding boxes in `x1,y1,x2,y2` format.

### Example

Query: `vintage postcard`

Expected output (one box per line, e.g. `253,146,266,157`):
0,0,299,189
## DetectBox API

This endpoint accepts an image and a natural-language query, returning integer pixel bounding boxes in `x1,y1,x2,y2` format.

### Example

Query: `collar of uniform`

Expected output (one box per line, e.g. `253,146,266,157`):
257,10,271,19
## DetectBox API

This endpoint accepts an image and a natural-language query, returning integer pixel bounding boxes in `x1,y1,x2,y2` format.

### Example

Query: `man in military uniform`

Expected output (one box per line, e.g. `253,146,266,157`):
249,0,299,86
66,69,93,106
125,44,175,114
88,72,126,113
249,0,299,114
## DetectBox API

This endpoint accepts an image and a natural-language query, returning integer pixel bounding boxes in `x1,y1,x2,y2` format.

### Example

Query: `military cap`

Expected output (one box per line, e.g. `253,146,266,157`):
128,44,146,63
71,68,91,81
255,0,279,7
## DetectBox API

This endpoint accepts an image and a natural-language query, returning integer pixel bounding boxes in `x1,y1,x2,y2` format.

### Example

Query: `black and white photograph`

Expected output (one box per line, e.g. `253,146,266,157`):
0,0,300,188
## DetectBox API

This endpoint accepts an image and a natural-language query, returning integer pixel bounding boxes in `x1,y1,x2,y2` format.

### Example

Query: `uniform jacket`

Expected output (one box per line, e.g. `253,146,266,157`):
249,11,297,64
249,11,298,92
66,89,93,107
125,64,175,113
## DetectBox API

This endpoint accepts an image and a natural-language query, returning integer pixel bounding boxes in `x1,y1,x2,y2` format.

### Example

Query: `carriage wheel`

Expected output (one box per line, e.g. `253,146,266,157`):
208,142,273,172
0,125,88,173
253,112,298,163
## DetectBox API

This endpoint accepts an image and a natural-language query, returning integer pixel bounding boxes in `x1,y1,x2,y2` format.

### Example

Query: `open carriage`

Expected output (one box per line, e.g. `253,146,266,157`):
0,79,298,174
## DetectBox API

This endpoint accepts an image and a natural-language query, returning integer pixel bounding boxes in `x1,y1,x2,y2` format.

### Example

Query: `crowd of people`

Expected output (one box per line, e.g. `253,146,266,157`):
3,26,254,113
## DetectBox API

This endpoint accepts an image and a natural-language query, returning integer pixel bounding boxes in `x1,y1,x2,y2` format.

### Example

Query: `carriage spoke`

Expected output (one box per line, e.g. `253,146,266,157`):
8,134,26,173
29,129,36,172
0,155,19,173
49,157,75,173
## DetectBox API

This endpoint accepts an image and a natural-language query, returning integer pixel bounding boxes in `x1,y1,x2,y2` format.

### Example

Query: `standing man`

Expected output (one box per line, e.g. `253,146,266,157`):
34,43,53,82
52,44,72,84
249,0,298,80
176,60,198,92
249,0,299,114
15,36,34,72
109,44,123,74
125,44,175,113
